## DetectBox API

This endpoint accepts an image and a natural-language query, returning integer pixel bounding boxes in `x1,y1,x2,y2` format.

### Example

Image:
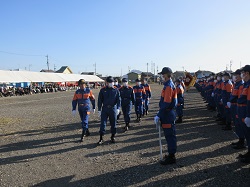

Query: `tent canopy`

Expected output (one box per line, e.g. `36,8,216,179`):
0,70,104,83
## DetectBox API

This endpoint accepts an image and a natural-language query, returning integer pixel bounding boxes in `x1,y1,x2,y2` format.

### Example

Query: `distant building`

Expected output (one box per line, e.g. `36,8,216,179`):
81,72,102,77
127,72,141,82
172,71,185,80
81,72,95,75
40,69,55,73
141,72,154,82
56,66,73,74
195,70,214,78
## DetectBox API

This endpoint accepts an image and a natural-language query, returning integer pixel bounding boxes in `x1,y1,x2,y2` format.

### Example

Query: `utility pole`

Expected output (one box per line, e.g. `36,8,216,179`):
93,62,96,75
230,60,232,71
46,55,49,71
147,62,149,80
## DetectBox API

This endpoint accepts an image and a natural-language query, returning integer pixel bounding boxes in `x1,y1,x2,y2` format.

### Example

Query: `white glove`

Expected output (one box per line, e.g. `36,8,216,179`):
98,111,101,118
72,110,76,117
116,109,120,116
244,117,250,127
154,116,160,129
211,92,214,97
220,99,223,103
92,109,95,114
226,102,231,108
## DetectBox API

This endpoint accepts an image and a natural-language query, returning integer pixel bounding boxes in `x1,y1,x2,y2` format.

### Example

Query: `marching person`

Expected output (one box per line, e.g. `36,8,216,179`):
237,65,250,163
119,78,135,131
72,79,95,142
97,76,121,144
133,79,146,122
141,79,151,116
175,79,184,123
154,67,177,165
114,79,121,89
114,79,122,122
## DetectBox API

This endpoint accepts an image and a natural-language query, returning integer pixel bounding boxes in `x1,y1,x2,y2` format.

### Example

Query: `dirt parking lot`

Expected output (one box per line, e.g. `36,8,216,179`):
0,84,249,187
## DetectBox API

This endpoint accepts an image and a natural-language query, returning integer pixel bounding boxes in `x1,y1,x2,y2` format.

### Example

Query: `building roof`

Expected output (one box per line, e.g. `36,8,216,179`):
40,69,55,73
56,66,73,73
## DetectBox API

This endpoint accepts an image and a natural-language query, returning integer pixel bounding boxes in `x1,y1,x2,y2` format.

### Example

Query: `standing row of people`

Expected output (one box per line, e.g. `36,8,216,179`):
195,65,250,163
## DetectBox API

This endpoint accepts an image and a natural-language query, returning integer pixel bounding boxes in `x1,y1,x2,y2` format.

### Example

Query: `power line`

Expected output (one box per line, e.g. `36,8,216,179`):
0,50,44,57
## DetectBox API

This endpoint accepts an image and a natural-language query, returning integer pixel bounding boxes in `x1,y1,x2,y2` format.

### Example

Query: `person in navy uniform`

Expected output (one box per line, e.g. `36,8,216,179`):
133,79,146,122
97,76,121,144
114,79,121,89
154,67,177,165
175,79,184,123
237,65,250,163
119,78,135,131
221,72,233,130
72,79,95,142
228,69,245,149
141,79,151,116
114,79,122,122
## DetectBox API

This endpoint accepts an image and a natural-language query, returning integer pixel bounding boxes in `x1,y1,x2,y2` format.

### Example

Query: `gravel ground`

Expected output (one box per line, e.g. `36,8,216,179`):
0,84,249,187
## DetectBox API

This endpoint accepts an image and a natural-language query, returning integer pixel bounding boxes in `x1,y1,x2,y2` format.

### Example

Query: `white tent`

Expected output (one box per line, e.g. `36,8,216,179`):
0,70,104,83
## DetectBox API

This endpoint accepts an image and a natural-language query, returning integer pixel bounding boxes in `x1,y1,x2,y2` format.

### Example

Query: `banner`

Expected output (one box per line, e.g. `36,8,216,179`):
184,72,197,91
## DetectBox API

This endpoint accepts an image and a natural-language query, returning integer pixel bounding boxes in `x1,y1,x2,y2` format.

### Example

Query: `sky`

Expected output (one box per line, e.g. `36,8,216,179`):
1,0,250,76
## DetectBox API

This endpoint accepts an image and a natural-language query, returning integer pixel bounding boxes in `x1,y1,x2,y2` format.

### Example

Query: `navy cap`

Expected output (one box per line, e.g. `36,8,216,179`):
210,73,215,76
122,78,128,82
232,69,242,75
159,67,172,74
106,76,114,83
223,72,230,77
216,72,223,77
78,79,86,85
241,65,250,73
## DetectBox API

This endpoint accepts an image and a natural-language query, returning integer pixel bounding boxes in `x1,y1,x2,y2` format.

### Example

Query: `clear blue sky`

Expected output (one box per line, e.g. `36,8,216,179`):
1,0,250,76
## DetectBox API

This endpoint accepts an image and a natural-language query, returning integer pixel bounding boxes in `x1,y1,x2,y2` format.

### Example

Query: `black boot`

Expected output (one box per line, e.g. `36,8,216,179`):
97,134,104,145
222,123,232,130
124,122,129,131
232,138,246,149
110,134,115,143
145,110,149,115
240,150,250,163
176,117,182,123
135,114,139,122
238,150,250,159
160,154,176,165
85,129,90,136
138,114,141,122
80,130,86,142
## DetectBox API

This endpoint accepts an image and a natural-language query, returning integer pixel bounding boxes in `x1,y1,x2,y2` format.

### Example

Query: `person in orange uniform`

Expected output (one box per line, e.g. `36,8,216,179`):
141,79,151,116
72,79,95,142
221,72,233,130
133,79,146,122
237,65,250,163
228,69,245,149
154,67,177,165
